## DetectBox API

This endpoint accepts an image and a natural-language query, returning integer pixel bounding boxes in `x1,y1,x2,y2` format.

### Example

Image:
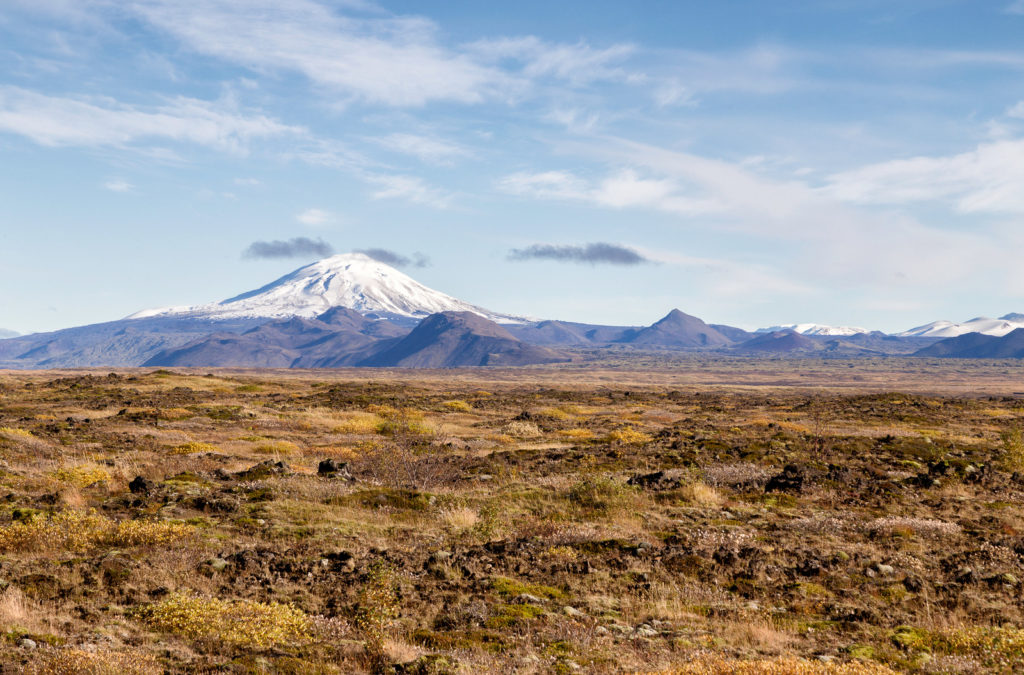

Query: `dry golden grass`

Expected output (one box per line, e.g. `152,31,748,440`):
438,506,479,533
683,481,725,508
26,648,162,675
0,586,41,632
639,656,897,674
0,510,194,553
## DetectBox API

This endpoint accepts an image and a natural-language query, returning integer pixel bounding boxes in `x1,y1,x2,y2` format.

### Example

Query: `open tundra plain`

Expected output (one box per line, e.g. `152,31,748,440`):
2,359,1024,673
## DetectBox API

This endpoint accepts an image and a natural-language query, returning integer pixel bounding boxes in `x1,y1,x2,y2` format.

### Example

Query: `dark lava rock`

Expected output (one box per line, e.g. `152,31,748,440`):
765,464,804,493
128,475,154,495
318,458,352,479
627,471,680,490
233,460,290,481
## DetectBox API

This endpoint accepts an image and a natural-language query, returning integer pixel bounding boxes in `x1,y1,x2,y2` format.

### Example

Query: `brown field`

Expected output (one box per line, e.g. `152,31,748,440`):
1,357,1023,673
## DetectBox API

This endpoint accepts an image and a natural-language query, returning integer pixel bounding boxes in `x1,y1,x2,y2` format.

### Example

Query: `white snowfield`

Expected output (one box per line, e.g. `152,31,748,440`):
128,253,526,323
756,323,871,336
896,315,1024,338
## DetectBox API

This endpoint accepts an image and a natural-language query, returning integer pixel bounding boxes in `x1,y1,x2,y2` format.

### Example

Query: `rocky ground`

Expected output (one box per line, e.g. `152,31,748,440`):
0,365,1023,673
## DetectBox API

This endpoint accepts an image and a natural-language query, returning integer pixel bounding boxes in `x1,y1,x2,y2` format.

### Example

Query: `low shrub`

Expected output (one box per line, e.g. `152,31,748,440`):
0,510,193,553
140,592,313,649
47,464,110,487
605,427,652,445
27,647,161,675
170,441,219,455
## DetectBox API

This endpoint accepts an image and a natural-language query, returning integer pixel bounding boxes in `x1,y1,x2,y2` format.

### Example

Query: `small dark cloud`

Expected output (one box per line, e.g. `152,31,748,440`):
243,237,334,260
507,242,649,266
357,248,431,268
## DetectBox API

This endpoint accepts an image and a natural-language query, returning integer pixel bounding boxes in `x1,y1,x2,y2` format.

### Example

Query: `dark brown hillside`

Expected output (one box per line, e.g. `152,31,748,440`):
359,311,569,367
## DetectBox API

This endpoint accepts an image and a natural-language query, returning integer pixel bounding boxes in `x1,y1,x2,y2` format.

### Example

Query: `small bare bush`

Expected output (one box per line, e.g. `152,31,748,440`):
643,655,897,674
865,517,960,538
704,463,771,490
502,420,541,438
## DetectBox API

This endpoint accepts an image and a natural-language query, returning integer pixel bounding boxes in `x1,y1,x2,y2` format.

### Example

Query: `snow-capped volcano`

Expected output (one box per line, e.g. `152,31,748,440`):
896,314,1024,338
128,253,525,323
756,323,870,337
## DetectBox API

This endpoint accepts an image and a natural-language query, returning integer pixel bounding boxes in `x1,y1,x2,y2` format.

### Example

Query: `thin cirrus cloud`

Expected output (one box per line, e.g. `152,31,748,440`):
369,132,470,165
356,248,430,268
498,168,723,216
103,179,133,192
296,208,332,226
0,86,300,151
822,138,1024,214
242,237,334,260
508,242,650,265
126,0,513,107
366,174,453,208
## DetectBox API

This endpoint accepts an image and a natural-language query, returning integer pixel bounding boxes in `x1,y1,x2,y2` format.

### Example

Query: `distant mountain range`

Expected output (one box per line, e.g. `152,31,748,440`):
913,328,1024,358
0,328,19,339
896,314,1024,338
2,253,1023,368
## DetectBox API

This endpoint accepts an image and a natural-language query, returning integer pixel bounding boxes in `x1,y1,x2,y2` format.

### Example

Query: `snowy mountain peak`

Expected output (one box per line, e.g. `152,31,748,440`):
896,315,1024,338
756,323,870,337
128,253,525,323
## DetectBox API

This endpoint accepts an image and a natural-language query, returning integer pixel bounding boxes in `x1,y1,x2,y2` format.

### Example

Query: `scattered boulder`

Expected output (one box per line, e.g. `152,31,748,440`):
627,471,680,490
128,475,153,494
765,464,804,493
318,458,352,480
234,460,290,481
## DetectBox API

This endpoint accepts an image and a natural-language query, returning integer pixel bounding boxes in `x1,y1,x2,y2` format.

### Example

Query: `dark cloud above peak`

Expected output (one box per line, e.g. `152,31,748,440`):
242,237,334,260
507,242,649,265
356,248,431,268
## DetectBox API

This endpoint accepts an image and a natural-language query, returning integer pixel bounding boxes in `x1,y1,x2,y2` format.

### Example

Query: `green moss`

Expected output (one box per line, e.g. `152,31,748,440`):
484,603,545,628
490,576,566,601
847,644,876,660
891,625,930,651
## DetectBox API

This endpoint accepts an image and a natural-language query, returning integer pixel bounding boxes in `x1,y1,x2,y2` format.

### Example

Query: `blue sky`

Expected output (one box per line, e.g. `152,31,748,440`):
2,0,1024,334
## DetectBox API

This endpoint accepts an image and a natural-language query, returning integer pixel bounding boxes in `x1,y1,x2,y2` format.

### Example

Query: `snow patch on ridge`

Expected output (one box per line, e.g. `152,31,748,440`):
756,323,870,336
896,315,1024,338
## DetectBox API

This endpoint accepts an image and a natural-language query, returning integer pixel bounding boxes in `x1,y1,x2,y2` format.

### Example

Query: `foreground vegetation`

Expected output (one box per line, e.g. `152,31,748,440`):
0,363,1023,673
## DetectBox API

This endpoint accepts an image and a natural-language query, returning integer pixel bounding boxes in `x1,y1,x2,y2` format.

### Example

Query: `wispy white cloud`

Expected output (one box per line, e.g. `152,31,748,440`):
823,138,1024,214
469,36,634,85
1005,0,1024,15
102,179,133,192
296,208,332,226
127,0,512,107
0,86,300,151
368,132,469,165
524,136,1003,292
367,174,453,208
498,168,722,215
